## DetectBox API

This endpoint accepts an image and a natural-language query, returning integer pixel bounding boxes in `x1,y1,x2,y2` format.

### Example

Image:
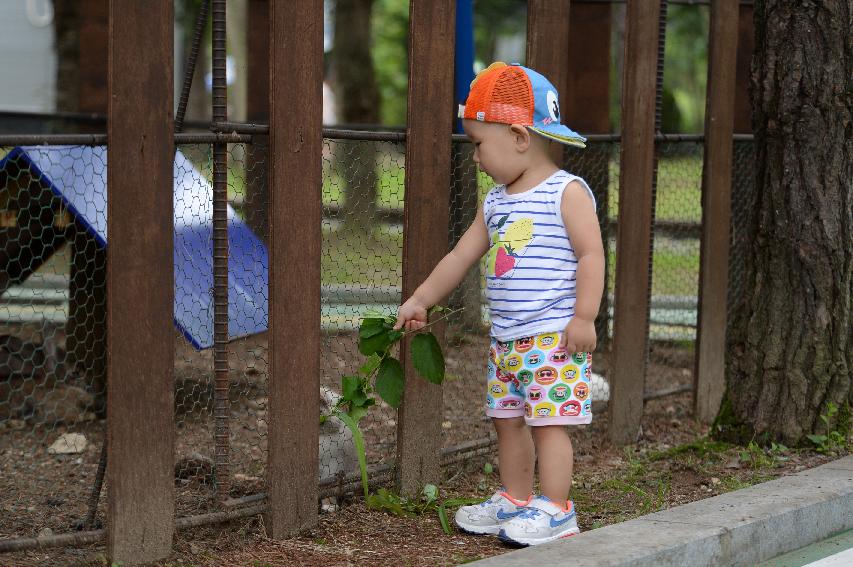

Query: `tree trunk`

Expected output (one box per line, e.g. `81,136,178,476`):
332,0,380,234
724,0,852,444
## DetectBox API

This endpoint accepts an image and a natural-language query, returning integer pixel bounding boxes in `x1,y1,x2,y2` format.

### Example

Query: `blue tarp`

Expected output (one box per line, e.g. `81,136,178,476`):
0,145,269,350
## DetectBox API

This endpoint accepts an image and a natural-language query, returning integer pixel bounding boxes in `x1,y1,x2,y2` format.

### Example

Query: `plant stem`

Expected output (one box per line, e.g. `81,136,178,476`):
401,306,466,337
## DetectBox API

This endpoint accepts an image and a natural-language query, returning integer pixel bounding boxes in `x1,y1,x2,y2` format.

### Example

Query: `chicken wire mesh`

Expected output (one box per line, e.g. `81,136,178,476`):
0,135,757,544
1,145,108,539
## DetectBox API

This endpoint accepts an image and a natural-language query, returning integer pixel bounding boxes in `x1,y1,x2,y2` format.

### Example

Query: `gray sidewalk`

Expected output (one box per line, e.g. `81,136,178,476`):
470,455,853,567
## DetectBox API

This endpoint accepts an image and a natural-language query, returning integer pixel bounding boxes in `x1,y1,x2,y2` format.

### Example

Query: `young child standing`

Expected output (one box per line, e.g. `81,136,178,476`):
394,62,604,546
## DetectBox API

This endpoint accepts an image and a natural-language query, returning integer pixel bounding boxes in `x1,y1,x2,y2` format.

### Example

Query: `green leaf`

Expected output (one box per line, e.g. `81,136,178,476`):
807,434,828,446
367,489,410,517
358,353,382,376
422,484,439,503
437,502,452,535
359,317,388,339
375,357,405,408
497,214,509,229
411,333,445,384
427,305,448,317
341,375,360,400
333,410,369,500
483,462,494,475
442,497,484,507
358,317,385,339
359,331,392,356
341,375,370,408
359,328,404,356
348,403,371,423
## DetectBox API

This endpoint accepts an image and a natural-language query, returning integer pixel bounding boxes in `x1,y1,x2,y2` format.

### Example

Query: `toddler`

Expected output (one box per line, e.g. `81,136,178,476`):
394,62,604,546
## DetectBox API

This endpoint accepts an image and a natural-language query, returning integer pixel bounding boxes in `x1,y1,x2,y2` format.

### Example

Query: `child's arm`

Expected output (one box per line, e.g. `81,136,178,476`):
560,181,605,353
394,206,491,331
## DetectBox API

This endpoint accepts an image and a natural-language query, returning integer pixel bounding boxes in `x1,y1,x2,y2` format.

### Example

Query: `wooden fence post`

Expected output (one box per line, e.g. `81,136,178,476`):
694,0,739,423
396,0,455,498
526,0,571,166
106,0,174,562
265,0,323,537
609,0,661,446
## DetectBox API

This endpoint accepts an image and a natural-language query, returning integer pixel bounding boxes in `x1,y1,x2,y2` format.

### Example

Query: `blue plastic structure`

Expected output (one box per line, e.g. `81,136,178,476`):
0,145,268,350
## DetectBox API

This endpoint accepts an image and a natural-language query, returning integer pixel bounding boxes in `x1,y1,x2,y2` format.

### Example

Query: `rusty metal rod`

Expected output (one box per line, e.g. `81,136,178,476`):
0,133,252,146
82,439,108,530
0,437,499,553
175,0,211,133
210,0,230,505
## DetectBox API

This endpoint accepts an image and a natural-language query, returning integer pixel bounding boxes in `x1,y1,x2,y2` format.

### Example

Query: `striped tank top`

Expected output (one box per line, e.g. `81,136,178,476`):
483,170,595,341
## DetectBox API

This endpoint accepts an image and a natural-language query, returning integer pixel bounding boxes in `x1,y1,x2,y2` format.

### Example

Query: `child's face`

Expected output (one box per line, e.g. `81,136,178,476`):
463,120,526,185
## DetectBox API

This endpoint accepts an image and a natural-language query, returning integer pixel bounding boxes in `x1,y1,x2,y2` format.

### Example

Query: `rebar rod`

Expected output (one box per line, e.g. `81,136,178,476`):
0,133,252,146
82,439,108,530
0,436,499,553
211,0,230,505
645,0,669,375
175,0,211,133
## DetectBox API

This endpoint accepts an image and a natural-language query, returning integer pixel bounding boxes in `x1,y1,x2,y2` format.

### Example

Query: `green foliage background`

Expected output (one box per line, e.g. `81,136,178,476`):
368,0,709,132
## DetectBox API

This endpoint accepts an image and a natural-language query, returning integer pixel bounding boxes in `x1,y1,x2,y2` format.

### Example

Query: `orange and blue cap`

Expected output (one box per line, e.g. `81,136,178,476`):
458,62,586,148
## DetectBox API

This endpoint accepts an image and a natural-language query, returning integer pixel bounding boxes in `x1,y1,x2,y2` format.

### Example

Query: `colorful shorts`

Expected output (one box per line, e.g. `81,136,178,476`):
486,332,593,425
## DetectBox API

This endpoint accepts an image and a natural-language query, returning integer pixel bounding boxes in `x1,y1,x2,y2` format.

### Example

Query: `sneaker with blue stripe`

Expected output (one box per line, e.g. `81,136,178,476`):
498,496,580,546
454,490,532,535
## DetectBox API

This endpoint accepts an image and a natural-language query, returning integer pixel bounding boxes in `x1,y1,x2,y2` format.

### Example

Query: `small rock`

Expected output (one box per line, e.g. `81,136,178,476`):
175,452,214,481
670,418,682,428
724,458,741,469
234,473,260,483
320,501,339,514
711,477,721,485
665,405,676,415
442,421,452,429
38,527,53,538
48,433,87,454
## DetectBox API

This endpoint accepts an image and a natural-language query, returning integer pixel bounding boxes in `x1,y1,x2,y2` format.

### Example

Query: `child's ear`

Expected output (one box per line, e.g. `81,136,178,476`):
509,124,531,152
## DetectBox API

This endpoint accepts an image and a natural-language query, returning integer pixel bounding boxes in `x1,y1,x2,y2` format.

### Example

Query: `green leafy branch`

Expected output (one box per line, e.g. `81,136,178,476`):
365,485,482,535
324,306,461,500
806,402,849,454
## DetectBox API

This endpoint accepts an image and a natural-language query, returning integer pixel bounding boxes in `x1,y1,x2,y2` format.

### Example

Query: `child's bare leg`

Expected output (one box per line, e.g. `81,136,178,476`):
492,416,535,500
531,425,573,503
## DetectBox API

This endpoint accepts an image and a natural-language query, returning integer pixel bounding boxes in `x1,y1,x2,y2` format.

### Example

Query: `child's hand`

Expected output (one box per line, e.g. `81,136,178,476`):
393,298,429,331
560,316,596,354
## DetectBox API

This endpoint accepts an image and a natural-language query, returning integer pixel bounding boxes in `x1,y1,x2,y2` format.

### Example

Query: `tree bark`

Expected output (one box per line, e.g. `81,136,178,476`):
332,0,380,234
724,0,852,444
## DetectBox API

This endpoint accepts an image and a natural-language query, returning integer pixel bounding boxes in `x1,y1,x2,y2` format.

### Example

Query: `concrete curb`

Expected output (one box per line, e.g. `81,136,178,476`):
469,455,853,567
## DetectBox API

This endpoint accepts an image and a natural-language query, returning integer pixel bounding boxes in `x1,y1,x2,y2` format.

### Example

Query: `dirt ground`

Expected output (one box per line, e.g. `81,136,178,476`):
1,329,848,566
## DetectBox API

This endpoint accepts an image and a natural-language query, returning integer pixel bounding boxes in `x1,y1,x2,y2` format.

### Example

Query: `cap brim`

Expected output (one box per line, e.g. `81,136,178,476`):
529,125,587,148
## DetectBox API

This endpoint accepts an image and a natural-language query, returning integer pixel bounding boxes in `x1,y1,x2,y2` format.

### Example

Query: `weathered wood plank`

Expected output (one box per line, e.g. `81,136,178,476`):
396,0,455,498
609,0,661,445
266,0,324,537
695,0,739,423
106,0,175,562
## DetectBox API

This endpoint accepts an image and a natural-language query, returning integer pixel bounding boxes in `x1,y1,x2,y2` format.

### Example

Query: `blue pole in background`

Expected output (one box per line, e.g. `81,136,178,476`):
454,0,475,133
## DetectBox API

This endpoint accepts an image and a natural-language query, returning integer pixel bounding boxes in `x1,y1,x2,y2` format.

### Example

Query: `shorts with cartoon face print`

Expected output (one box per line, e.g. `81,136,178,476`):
485,332,593,425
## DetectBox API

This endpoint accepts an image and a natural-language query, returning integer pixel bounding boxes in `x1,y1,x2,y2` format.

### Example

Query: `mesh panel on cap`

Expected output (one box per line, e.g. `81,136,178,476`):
464,65,534,125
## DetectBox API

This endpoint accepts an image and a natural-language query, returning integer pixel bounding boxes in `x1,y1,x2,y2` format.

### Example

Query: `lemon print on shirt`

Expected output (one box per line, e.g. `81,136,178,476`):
487,215,534,277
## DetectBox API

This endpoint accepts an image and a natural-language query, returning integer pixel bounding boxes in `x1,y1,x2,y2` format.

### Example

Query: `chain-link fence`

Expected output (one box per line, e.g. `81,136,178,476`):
0,134,756,546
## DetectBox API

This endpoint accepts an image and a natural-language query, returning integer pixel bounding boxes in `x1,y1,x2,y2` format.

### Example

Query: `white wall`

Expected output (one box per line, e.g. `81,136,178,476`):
0,0,57,112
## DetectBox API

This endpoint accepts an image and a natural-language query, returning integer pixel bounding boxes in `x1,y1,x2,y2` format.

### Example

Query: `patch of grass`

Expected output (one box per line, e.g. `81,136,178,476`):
607,154,703,222
646,438,733,462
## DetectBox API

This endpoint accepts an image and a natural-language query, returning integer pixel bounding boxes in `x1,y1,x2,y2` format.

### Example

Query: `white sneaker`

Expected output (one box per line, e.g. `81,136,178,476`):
454,490,532,535
498,496,580,546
